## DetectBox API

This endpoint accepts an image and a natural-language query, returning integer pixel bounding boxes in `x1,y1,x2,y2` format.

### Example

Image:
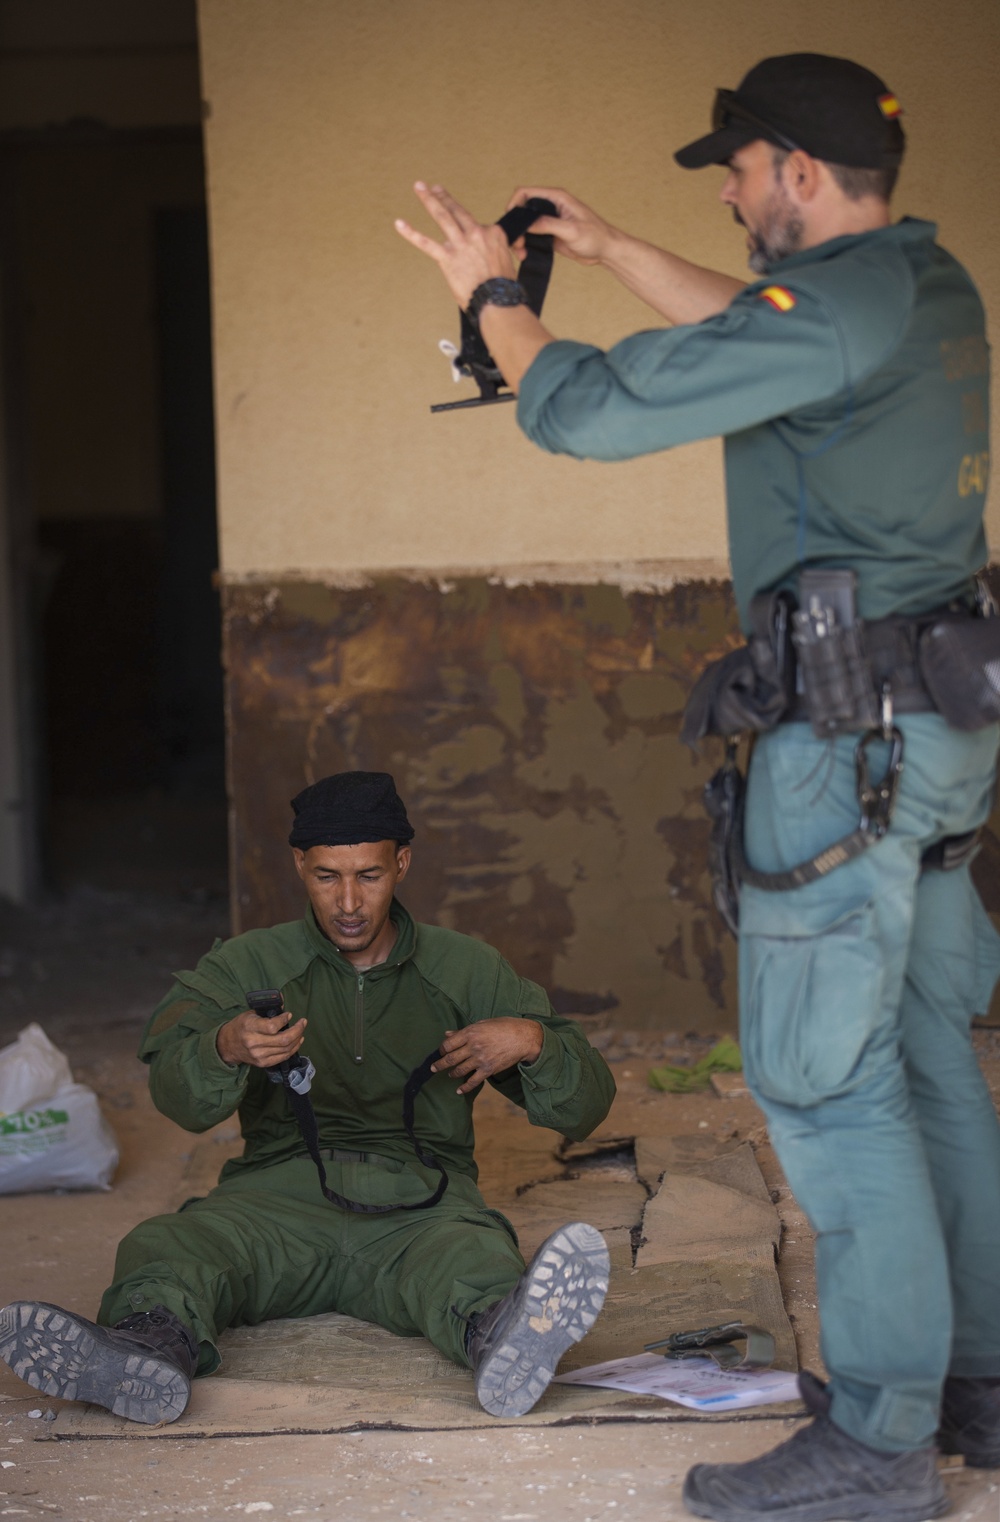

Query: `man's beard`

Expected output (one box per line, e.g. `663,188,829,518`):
736,180,805,274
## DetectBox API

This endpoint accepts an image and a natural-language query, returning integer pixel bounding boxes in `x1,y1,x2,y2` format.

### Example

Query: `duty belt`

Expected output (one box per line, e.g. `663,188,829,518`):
700,602,986,935
782,614,937,723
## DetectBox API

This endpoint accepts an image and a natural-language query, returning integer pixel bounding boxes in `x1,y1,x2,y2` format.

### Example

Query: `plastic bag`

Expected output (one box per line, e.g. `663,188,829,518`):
0,1023,120,1193
0,1022,73,1113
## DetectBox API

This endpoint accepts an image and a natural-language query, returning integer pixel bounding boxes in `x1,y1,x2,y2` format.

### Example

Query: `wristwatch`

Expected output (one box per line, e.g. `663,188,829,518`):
466,278,530,323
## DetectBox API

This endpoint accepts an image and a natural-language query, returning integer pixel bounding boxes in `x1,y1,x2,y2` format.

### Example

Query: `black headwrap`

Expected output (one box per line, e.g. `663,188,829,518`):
288,771,415,851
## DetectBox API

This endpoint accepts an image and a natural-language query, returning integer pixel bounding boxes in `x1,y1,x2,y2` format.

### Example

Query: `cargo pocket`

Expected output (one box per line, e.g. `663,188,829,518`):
740,896,882,1108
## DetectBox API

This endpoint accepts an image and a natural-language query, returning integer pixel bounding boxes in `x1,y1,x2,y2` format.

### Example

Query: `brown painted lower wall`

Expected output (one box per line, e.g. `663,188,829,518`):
223,573,1000,1033
223,576,743,1032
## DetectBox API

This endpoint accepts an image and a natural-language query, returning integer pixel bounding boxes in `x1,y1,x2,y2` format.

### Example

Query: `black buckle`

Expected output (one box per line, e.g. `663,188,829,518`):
645,1320,776,1371
855,687,904,840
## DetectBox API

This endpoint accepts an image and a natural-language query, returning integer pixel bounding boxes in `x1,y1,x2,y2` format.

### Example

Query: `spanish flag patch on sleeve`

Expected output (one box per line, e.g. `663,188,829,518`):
758,285,797,313
877,92,902,118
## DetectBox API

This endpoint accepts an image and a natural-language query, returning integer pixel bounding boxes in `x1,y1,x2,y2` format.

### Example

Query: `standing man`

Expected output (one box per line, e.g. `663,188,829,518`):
398,53,1000,1522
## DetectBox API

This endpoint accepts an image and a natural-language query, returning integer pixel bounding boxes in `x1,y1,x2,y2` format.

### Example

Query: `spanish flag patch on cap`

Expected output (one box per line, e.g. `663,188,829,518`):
759,286,796,313
877,92,902,118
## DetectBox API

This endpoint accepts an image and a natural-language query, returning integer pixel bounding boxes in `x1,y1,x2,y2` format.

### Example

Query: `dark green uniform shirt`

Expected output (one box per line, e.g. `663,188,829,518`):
517,219,990,631
139,901,615,1185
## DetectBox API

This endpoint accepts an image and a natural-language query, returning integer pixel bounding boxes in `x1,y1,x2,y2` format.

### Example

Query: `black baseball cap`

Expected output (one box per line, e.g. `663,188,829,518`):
675,53,905,170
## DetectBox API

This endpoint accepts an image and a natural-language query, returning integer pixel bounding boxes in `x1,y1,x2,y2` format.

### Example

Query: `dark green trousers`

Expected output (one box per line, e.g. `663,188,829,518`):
98,1154,524,1375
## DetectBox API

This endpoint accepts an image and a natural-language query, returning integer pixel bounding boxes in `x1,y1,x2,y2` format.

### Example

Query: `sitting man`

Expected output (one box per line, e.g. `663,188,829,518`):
0,772,614,1424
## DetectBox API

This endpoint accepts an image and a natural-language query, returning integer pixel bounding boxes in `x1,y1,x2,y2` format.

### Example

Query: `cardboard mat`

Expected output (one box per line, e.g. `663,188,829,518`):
51,1135,800,1438
50,1132,797,1436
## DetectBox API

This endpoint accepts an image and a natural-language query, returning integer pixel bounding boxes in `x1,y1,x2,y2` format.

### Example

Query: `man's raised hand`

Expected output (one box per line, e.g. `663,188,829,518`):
432,1018,544,1095
395,182,517,309
216,1009,307,1070
506,186,617,267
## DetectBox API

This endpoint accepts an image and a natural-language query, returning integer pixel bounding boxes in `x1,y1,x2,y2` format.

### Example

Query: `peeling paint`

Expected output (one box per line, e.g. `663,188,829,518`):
223,576,750,1031
224,571,1000,1028
220,559,734,594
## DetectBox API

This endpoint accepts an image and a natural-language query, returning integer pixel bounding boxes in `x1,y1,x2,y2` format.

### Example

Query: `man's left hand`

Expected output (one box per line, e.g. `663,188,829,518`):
395,182,517,309
432,1018,544,1095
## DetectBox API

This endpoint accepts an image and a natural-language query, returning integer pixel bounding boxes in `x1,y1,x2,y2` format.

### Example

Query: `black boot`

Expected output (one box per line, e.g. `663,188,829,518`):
465,1220,609,1418
0,1301,199,1425
938,1374,1000,1468
683,1371,948,1522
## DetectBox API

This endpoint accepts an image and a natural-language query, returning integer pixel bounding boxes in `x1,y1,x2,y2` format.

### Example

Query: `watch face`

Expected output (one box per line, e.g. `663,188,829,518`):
490,281,526,305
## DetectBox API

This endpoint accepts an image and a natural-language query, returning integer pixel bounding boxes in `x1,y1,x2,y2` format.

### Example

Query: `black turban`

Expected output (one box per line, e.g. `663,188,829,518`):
288,771,414,851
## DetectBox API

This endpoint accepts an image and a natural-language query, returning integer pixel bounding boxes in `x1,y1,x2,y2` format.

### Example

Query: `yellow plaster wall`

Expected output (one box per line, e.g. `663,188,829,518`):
197,0,1000,580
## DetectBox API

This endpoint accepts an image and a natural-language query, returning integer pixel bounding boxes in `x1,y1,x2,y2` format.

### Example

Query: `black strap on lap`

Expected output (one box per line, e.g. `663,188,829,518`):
246,988,449,1213
431,197,557,414
284,1048,449,1215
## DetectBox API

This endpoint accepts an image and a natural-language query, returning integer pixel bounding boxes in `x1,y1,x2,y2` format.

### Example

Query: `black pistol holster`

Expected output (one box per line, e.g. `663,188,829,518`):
686,569,998,935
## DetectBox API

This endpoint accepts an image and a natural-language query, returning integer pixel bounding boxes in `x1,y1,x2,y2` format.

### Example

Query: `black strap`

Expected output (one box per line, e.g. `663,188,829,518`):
431,197,557,414
738,724,904,892
920,829,981,872
732,772,878,892
284,1048,449,1215
708,721,906,917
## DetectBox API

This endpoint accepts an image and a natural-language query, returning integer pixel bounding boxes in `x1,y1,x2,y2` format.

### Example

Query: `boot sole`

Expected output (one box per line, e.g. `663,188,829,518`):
474,1221,610,1419
683,1469,950,1522
0,1302,190,1425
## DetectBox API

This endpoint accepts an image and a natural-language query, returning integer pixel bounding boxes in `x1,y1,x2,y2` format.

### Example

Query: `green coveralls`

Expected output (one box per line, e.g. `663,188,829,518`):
99,901,615,1374
516,218,1000,1452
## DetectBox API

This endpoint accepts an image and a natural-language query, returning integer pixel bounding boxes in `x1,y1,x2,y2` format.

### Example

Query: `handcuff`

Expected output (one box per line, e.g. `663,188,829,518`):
431,197,557,413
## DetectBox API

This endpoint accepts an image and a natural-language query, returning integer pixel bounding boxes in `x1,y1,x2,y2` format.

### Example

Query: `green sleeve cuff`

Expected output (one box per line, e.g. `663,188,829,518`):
198,1024,250,1090
517,1022,563,1087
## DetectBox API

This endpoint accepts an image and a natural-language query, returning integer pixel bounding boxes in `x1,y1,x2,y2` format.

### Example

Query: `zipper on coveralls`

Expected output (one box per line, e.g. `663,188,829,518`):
353,974,365,1064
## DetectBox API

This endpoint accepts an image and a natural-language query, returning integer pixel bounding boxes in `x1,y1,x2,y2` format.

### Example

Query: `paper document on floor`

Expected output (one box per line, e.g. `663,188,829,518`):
554,1353,801,1411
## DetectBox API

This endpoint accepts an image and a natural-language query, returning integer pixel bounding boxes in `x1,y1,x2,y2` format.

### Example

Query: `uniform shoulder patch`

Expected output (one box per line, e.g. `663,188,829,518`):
877,92,902,118
758,285,797,313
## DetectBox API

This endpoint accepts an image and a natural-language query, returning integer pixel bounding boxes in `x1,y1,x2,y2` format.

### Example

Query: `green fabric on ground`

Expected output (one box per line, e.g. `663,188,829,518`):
647,1036,743,1092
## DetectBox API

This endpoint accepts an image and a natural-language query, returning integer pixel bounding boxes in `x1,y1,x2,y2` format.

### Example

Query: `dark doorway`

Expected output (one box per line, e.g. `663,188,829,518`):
153,206,224,799
1,128,227,900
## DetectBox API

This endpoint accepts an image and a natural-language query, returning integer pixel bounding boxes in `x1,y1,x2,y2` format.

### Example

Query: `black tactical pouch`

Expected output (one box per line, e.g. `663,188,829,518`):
703,744,745,937
680,590,795,747
918,610,1000,731
792,569,879,737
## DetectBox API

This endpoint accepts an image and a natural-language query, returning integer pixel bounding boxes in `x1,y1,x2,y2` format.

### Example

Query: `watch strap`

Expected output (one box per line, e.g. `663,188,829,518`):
466,278,529,324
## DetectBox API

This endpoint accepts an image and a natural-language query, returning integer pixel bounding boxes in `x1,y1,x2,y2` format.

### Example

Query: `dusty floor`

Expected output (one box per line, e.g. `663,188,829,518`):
1,886,999,1520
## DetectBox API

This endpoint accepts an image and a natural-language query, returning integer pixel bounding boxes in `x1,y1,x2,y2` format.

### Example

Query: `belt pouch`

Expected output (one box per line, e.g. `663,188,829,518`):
680,590,794,746
918,613,1000,730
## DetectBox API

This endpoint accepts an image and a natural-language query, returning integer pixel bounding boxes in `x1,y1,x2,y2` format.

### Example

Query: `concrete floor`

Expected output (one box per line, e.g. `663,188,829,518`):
1,886,999,1521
